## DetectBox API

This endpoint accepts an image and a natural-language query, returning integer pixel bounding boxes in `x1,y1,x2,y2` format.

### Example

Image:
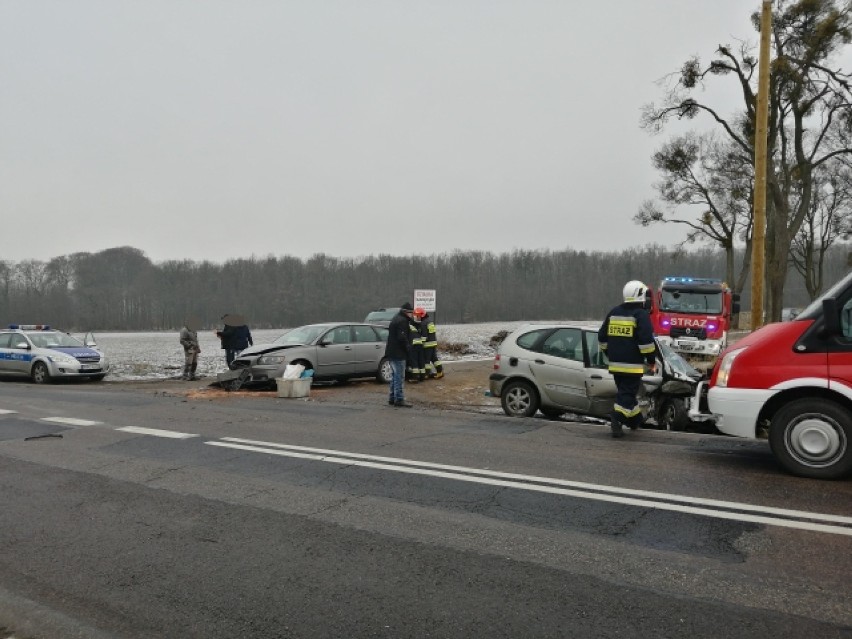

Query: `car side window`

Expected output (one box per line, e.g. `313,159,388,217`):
542,328,583,362
841,298,852,340
515,329,549,351
10,334,29,349
584,332,608,369
331,326,352,344
353,325,377,343
0,334,10,348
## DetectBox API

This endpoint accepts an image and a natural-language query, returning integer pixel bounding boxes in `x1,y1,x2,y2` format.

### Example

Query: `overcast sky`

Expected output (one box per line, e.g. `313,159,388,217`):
2,1,849,264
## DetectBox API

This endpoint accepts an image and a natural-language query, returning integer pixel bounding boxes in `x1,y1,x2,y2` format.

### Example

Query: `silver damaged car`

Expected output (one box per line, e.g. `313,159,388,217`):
230,322,393,386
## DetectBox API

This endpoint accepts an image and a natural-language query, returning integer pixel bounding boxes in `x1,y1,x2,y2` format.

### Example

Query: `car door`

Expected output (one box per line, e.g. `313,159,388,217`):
1,332,34,376
582,330,619,418
315,325,356,377
0,333,13,375
351,325,385,375
528,328,589,411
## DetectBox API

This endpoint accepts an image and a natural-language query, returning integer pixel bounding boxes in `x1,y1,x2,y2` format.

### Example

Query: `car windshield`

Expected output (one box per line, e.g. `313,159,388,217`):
26,331,84,349
656,339,700,378
272,325,329,346
660,289,723,314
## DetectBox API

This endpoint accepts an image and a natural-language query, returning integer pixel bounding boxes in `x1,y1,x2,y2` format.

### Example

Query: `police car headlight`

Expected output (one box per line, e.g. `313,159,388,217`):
48,354,78,366
257,354,286,365
716,347,746,388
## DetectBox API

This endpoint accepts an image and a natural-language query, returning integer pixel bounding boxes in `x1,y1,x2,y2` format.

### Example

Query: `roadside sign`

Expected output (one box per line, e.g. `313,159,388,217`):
414,289,436,312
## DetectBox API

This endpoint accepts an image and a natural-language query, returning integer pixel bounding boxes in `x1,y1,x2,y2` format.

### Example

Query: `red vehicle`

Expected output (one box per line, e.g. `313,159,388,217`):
649,276,740,358
697,270,852,479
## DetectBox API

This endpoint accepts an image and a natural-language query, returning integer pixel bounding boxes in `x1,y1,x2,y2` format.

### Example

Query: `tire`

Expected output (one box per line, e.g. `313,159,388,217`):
500,380,539,418
31,361,51,384
540,407,565,420
768,398,852,480
377,357,393,384
657,398,689,431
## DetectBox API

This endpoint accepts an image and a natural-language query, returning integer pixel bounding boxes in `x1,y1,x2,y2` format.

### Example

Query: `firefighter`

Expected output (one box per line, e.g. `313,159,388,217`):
409,307,427,382
598,280,657,438
421,310,443,379
406,310,424,382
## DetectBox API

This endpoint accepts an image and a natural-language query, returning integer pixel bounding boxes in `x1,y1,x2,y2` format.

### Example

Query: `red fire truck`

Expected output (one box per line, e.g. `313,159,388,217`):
649,276,741,358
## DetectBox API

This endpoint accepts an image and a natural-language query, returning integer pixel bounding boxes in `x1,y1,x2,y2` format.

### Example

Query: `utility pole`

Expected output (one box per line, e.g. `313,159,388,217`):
751,0,771,330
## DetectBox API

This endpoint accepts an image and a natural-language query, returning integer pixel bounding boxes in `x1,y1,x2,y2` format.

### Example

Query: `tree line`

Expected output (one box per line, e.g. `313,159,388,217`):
0,245,847,331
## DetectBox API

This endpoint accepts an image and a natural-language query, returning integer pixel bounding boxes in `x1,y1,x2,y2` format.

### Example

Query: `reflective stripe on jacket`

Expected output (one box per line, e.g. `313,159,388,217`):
598,303,656,375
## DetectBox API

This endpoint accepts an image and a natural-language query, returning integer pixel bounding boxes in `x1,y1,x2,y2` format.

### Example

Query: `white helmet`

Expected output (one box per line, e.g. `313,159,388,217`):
622,280,648,304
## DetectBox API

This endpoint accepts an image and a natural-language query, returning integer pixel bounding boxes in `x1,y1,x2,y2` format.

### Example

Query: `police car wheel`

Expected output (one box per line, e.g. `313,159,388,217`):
31,362,50,384
501,380,539,418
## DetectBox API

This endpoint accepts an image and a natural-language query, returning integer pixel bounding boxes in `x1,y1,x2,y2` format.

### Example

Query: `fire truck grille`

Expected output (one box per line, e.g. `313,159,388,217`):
670,326,708,340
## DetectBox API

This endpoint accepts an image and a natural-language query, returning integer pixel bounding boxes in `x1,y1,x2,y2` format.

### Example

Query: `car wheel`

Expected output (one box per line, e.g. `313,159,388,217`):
500,380,539,418
377,358,393,384
769,398,852,479
31,361,51,384
540,407,565,420
657,398,689,431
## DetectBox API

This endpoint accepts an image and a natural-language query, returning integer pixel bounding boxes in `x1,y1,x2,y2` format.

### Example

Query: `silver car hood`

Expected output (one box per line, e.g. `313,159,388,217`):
238,342,308,357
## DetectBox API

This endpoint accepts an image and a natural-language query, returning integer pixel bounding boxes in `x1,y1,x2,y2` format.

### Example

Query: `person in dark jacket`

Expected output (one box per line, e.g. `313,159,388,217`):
598,280,657,438
216,314,253,369
385,303,414,407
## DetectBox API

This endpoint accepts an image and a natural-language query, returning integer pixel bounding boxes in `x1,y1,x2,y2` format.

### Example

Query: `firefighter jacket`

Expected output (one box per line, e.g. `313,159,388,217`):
598,302,656,375
409,319,424,347
422,315,437,348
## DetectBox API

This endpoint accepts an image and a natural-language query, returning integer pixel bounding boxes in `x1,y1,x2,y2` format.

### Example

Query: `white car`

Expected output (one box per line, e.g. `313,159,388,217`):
0,324,109,383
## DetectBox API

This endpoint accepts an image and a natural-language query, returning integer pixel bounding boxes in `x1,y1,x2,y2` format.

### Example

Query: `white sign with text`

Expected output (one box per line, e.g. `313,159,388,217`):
414,289,436,312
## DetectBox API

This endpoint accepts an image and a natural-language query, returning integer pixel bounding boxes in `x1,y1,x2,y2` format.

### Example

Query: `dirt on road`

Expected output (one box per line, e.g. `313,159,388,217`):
106,359,503,414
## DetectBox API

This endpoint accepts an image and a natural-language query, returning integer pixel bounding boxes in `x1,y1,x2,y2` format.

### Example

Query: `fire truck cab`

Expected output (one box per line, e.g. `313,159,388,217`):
650,276,740,358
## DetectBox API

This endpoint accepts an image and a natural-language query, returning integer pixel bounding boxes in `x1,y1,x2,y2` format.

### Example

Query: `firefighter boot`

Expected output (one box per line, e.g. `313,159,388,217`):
610,415,625,439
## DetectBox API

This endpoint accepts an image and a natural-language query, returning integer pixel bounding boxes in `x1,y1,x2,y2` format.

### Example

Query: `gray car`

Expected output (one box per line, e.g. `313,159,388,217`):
489,322,709,430
363,308,399,327
488,322,619,419
230,322,393,386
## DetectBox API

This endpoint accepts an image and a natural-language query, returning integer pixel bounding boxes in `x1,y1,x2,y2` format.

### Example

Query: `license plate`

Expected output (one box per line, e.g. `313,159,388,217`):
678,342,695,350
80,364,99,371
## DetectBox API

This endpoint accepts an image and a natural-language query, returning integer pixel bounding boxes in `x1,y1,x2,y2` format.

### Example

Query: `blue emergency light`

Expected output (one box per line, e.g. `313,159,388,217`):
663,276,722,285
8,324,51,330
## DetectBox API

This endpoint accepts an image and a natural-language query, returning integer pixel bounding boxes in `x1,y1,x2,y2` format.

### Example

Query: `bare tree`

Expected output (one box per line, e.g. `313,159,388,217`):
790,160,852,298
636,132,754,294
642,0,852,320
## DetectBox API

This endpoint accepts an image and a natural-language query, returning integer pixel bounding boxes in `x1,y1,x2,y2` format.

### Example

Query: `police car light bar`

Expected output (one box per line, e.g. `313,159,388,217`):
8,324,51,330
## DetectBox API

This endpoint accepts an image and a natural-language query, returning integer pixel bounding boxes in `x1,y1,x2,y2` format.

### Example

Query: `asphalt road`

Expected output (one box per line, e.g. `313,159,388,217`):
0,381,849,638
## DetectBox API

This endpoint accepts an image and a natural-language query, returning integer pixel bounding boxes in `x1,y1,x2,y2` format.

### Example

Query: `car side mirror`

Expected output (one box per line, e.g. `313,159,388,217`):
13,341,29,350
84,331,97,348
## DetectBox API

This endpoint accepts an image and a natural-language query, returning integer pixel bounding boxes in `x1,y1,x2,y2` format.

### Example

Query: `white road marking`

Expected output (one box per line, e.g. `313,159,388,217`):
207,437,852,537
41,417,102,426
0,409,17,414
116,426,197,439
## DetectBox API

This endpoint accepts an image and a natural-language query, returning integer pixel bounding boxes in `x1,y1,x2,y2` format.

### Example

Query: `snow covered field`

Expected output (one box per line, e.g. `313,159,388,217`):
92,322,541,381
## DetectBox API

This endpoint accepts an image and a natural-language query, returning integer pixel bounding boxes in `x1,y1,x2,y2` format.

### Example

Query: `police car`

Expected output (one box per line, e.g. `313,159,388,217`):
0,325,110,384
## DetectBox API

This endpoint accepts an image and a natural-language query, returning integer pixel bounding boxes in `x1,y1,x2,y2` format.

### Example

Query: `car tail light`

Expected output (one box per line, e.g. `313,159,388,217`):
493,354,501,370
